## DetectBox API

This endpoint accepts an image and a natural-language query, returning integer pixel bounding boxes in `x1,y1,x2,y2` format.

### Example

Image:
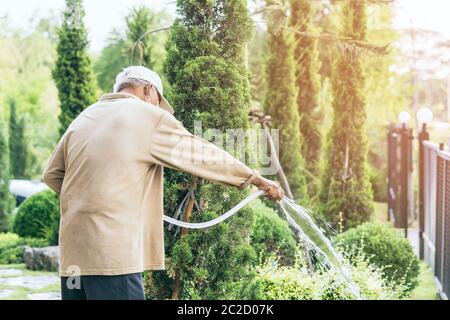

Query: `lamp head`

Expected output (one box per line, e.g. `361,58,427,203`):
416,107,433,124
398,111,411,124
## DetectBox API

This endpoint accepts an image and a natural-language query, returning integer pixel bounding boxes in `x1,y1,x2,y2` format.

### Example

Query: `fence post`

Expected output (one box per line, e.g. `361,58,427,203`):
387,127,393,222
418,123,429,259
401,123,409,238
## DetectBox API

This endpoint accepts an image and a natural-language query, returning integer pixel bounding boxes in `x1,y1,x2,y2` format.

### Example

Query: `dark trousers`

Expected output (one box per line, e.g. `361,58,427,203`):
61,272,145,300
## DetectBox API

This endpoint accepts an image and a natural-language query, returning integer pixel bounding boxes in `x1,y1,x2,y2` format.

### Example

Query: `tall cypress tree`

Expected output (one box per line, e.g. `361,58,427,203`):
8,99,28,179
53,0,97,136
0,110,13,232
146,0,255,300
263,0,308,201
291,0,322,196
319,0,373,230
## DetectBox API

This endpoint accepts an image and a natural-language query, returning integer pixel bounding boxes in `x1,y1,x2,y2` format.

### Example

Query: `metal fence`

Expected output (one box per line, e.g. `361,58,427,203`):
422,141,450,299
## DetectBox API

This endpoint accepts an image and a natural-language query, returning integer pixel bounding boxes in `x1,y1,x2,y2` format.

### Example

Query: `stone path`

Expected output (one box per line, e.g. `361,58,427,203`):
0,265,60,300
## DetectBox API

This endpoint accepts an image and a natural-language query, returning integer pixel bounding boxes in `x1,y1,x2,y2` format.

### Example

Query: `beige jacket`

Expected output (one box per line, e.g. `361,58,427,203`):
43,93,254,276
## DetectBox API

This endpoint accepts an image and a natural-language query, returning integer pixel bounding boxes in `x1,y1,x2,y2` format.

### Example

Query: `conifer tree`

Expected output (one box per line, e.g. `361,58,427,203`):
263,0,308,201
53,0,97,136
319,0,373,230
147,0,256,300
8,99,28,179
291,0,322,196
0,110,13,232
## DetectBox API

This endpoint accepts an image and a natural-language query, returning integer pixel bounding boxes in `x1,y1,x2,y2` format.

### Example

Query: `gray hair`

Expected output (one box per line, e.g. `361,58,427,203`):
113,78,151,93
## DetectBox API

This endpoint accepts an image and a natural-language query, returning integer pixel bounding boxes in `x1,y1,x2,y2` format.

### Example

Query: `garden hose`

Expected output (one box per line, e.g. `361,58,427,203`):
163,190,266,229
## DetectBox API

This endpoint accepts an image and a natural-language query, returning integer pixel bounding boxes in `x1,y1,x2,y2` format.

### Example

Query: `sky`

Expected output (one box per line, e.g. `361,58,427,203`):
1,0,450,52
392,0,450,37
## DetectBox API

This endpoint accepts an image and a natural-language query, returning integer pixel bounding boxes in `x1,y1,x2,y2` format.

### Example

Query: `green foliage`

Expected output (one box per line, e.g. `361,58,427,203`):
250,200,298,265
164,0,253,86
319,0,373,230
335,222,420,294
94,7,171,93
0,110,14,232
263,3,308,201
53,0,97,136
0,233,22,264
93,34,129,93
365,5,406,202
170,56,250,130
248,30,267,106
0,233,49,264
126,6,157,68
8,98,28,179
176,209,257,299
369,166,387,202
13,190,60,245
0,16,60,180
291,0,322,196
0,233,20,264
239,258,404,300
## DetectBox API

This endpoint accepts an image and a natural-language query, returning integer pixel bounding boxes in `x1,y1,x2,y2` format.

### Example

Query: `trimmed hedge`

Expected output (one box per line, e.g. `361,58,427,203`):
13,190,60,244
335,222,420,294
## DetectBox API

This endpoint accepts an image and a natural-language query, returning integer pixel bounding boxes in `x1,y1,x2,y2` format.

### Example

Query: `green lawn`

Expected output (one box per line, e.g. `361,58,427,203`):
373,201,393,225
409,262,439,300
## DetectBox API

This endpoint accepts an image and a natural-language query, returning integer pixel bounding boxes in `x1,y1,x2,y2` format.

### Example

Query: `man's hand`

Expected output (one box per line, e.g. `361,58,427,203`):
251,175,285,202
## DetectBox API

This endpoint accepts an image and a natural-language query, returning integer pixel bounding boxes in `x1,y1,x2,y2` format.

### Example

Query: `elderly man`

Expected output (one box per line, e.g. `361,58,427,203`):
43,66,284,300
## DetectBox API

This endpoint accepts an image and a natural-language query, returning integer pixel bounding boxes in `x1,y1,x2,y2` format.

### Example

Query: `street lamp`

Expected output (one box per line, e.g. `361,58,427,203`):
416,107,432,260
398,111,411,126
416,107,433,128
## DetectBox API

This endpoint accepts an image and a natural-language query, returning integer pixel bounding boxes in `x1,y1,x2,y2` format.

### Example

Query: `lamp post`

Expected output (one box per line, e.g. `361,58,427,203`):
398,112,411,127
398,112,412,238
417,107,433,259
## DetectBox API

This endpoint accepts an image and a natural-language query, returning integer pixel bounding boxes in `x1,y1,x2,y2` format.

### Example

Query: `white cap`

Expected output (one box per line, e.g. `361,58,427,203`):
113,66,174,114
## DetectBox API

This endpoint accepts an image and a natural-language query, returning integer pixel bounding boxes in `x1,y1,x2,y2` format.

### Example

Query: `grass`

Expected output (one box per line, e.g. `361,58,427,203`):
409,262,439,300
373,202,390,225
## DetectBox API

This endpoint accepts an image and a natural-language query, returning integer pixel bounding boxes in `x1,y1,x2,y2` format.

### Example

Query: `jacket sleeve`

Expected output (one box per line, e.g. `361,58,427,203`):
148,113,255,188
42,136,66,194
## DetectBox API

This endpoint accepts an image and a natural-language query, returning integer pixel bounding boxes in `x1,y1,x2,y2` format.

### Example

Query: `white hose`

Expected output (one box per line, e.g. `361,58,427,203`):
163,190,266,229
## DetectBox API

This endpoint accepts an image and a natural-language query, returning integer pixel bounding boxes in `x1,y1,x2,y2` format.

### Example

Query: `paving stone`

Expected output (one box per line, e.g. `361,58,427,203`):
0,269,23,277
0,275,58,290
28,292,61,300
0,290,15,299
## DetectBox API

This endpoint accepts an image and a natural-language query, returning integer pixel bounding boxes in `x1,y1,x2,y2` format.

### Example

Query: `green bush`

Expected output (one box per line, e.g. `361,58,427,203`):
239,258,404,300
0,233,49,264
250,201,298,266
335,222,420,294
13,190,60,244
369,166,387,203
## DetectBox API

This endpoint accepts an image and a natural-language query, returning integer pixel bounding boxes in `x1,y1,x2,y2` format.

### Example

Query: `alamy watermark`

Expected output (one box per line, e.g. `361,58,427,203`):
65,265,81,290
169,121,280,176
